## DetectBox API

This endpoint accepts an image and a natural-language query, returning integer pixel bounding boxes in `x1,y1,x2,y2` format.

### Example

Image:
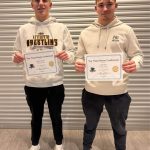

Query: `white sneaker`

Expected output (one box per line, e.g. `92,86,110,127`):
29,144,40,150
54,144,64,150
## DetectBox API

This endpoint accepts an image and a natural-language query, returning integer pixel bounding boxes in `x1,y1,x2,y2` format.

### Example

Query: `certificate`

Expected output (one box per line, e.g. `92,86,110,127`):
24,50,58,76
85,53,123,81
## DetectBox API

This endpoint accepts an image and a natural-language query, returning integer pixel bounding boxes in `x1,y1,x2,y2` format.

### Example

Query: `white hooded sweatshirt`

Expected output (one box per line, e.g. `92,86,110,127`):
14,17,75,87
76,17,143,95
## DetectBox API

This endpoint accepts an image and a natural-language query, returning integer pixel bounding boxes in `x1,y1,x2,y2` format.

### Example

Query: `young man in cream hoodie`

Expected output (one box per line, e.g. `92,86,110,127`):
75,0,143,150
12,0,75,150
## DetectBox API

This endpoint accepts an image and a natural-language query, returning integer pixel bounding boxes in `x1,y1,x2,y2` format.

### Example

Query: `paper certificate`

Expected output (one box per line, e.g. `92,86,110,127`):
85,53,123,81
24,50,58,76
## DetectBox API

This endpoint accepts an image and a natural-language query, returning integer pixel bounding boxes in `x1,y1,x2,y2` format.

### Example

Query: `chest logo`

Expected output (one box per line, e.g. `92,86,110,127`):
112,35,119,42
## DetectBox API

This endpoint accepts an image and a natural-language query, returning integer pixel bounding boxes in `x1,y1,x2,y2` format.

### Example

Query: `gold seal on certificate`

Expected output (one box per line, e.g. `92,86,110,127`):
49,61,54,67
85,53,123,81
24,49,58,76
112,66,119,72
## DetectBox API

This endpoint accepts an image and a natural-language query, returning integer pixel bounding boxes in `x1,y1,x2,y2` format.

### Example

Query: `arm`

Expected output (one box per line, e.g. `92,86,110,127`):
75,33,86,72
123,28,143,73
12,30,24,64
56,26,75,63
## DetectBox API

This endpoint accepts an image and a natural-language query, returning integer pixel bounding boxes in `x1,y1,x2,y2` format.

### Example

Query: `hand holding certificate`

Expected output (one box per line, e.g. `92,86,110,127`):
85,53,123,81
24,49,58,76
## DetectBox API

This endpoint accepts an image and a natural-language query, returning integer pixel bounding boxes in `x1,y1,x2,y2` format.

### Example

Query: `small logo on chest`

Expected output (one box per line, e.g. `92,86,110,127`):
112,35,119,42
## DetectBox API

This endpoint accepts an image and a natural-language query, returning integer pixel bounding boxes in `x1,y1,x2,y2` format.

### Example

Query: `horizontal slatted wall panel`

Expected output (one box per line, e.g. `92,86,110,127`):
116,0,150,130
0,0,150,130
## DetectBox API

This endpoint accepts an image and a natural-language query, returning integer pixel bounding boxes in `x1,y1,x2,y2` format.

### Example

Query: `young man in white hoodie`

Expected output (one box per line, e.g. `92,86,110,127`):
12,0,75,150
75,0,143,150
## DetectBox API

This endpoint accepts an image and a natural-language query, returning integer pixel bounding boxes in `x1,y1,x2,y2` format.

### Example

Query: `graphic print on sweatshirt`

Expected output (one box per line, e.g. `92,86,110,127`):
26,32,58,49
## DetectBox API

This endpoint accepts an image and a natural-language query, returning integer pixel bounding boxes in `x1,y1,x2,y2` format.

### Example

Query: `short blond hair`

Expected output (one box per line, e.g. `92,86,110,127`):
95,0,116,4
32,0,51,2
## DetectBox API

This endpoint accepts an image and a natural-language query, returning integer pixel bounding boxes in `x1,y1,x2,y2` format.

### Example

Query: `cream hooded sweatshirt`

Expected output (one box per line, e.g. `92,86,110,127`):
13,17,75,87
76,17,143,95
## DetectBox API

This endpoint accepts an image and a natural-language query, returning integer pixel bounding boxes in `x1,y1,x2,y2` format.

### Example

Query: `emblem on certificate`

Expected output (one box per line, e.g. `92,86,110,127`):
85,53,123,81
24,49,58,76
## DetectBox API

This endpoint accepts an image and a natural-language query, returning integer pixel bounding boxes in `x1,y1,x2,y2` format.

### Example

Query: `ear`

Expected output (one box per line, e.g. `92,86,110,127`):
31,2,34,9
49,2,52,8
115,3,118,8
95,5,97,11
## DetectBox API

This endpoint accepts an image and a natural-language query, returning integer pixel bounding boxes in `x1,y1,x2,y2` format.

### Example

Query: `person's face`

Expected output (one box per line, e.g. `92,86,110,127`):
95,0,117,22
31,0,52,21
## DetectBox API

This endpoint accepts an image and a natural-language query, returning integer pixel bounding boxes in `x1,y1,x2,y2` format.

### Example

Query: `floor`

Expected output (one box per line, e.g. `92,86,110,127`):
0,129,149,150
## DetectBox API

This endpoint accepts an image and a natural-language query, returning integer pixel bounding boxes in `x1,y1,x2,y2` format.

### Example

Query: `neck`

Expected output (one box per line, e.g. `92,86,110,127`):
36,16,49,22
98,15,116,26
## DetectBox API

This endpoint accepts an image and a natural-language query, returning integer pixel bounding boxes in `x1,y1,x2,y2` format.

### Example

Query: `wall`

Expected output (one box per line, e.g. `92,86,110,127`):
0,0,150,130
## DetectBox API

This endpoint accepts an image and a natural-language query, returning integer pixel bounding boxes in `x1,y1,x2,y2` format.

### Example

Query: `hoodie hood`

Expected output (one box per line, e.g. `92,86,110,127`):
92,17,123,49
28,16,57,25
93,17,123,28
27,16,57,45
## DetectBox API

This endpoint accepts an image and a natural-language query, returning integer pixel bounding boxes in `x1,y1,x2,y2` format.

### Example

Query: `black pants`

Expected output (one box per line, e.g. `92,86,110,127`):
82,89,131,150
24,84,64,146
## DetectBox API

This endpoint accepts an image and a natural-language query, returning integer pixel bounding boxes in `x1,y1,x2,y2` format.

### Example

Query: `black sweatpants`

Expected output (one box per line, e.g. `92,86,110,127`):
82,89,131,150
24,84,64,146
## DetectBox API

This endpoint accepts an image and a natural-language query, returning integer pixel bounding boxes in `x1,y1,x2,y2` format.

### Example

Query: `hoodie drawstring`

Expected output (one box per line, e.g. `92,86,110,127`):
105,27,110,50
97,26,110,50
97,27,101,49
